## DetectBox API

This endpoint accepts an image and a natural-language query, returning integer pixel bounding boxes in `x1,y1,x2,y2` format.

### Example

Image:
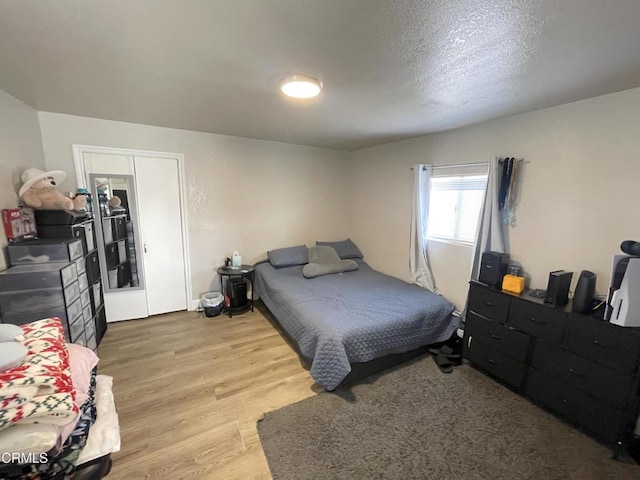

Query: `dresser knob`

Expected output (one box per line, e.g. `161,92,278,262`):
593,340,611,348
528,316,546,325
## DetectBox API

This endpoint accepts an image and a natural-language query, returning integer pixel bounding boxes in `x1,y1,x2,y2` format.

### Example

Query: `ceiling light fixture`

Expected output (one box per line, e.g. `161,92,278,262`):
279,75,322,99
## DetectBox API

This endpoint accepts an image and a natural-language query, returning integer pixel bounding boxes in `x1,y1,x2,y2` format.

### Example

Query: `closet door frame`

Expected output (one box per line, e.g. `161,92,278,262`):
72,144,193,314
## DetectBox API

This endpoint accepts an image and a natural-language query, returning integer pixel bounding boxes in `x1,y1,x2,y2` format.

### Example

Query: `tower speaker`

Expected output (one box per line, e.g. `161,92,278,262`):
572,270,596,314
478,251,509,287
544,270,573,306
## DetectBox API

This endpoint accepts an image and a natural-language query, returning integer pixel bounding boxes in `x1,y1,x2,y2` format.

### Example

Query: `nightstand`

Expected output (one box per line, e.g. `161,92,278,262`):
216,265,254,317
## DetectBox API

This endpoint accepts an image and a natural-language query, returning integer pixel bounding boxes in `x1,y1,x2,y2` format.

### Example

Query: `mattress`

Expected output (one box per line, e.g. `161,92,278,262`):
254,259,458,390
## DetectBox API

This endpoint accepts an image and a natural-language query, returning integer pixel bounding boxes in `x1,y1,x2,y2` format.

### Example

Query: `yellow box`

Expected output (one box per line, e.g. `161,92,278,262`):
502,274,525,294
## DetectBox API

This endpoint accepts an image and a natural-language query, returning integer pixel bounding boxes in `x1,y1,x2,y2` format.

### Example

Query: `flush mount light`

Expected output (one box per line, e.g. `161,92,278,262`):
279,75,322,99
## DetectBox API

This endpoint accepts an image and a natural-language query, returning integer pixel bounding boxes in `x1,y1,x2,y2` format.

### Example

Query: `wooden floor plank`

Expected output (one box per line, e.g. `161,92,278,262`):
98,307,316,480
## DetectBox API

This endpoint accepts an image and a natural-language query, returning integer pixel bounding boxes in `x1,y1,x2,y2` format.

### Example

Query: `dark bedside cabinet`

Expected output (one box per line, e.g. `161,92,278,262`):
463,280,640,456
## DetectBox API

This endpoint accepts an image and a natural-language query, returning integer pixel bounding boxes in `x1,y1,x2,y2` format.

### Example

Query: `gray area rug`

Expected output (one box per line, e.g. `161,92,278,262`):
258,356,640,480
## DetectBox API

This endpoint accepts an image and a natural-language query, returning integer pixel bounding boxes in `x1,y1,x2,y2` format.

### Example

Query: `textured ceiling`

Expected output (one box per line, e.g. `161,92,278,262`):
0,1,639,151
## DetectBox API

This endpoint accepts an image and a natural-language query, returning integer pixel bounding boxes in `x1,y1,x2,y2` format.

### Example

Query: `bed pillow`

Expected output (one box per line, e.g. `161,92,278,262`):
303,245,359,278
268,245,309,268
316,239,363,259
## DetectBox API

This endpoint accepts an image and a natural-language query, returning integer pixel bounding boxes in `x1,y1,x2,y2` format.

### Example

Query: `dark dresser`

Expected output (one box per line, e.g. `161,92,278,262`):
0,211,107,350
463,280,640,452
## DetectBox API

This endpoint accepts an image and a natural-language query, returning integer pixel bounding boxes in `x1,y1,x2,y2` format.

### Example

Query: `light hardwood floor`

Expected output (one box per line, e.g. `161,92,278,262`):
98,306,320,480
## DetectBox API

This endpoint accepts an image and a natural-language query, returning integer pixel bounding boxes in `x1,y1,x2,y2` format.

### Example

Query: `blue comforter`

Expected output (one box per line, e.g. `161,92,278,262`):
254,259,458,390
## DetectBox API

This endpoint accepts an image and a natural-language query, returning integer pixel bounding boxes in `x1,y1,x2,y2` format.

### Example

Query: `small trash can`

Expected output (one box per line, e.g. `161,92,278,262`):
200,291,224,317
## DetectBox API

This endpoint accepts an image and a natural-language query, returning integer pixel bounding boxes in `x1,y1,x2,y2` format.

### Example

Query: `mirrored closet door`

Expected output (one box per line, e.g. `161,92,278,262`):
75,147,189,322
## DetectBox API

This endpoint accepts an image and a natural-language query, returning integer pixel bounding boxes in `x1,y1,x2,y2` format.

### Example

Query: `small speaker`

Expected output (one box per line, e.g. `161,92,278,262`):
621,240,640,256
479,251,509,287
572,270,596,314
545,270,573,306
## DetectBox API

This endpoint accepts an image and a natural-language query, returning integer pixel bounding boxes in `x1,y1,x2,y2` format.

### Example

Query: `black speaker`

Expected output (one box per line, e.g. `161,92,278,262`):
544,270,573,306
621,240,640,256
572,270,596,314
479,251,509,287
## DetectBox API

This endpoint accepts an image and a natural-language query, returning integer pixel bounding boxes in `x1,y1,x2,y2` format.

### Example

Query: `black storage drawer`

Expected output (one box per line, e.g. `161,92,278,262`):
117,261,132,288
95,305,107,345
464,338,527,389
530,341,636,409
113,216,127,241
465,312,531,363
525,368,625,444
86,251,101,285
564,314,640,374
467,282,511,324
105,243,119,270
39,222,96,255
509,298,566,343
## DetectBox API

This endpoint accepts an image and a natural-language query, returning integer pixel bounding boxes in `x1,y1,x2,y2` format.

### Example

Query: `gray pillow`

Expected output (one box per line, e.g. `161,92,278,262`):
303,245,359,278
316,239,363,259
268,245,309,268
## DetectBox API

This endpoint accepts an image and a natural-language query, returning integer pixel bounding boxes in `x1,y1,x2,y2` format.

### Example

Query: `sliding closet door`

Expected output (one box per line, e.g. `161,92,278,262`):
134,156,188,315
82,152,149,322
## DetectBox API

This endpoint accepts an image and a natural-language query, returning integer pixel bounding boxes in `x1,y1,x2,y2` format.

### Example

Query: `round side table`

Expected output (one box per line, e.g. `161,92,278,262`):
216,265,254,318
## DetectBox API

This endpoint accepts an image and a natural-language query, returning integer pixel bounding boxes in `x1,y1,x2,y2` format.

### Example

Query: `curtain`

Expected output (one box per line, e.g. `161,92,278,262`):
470,157,507,280
410,163,438,293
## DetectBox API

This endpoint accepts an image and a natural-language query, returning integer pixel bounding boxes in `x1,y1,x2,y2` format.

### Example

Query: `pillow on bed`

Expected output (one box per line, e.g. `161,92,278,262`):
268,245,309,268
316,239,363,259
303,245,359,278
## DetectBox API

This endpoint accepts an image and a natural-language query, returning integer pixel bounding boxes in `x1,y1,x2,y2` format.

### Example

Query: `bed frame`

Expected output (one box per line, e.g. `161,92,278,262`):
257,301,433,388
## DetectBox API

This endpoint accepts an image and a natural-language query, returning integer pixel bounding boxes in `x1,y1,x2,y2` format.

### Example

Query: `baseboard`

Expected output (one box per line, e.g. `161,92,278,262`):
189,299,200,311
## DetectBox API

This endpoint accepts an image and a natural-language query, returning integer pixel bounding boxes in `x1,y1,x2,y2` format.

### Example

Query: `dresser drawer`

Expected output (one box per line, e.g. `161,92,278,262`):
75,257,86,275
468,282,511,324
86,251,100,285
525,368,626,444
80,288,91,309
509,298,566,343
66,298,83,325
86,334,97,352
564,315,640,374
464,338,527,389
69,315,84,343
105,243,119,270
531,341,636,409
63,281,80,306
465,312,531,363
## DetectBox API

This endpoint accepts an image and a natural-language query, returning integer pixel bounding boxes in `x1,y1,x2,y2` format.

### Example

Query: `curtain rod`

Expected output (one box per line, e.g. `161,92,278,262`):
410,159,525,171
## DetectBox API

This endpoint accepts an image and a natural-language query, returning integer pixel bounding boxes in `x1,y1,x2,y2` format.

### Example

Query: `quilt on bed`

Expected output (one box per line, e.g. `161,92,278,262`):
254,259,458,390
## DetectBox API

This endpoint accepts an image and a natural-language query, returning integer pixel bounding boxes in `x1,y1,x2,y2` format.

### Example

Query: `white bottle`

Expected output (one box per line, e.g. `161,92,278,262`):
232,251,242,267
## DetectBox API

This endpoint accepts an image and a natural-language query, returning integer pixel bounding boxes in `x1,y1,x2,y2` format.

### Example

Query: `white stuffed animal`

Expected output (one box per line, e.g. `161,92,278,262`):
19,168,86,211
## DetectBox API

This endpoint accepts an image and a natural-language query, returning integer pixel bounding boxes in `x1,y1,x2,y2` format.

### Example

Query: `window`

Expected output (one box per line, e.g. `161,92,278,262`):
427,174,487,244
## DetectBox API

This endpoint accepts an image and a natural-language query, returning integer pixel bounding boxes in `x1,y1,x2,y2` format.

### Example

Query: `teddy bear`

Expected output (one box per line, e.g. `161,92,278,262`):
19,168,86,211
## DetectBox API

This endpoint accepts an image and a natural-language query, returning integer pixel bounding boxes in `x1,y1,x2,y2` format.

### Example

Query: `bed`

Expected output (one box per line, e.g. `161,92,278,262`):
253,242,459,390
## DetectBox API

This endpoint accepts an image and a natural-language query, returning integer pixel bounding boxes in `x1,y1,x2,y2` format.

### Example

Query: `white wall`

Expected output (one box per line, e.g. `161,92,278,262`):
38,112,350,303
0,90,46,270
349,87,640,309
